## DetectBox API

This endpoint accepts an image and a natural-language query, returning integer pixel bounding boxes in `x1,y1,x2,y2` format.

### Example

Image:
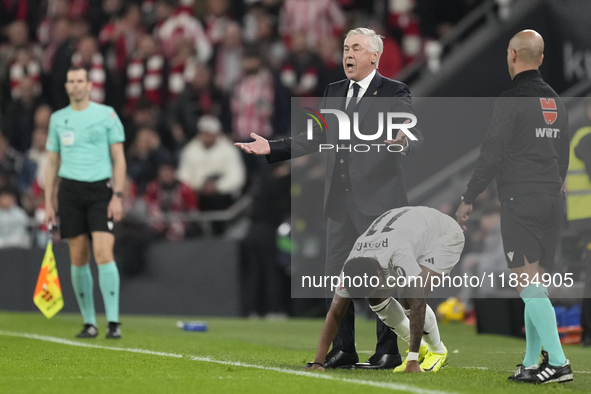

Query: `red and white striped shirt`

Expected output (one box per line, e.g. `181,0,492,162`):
231,69,274,141
154,11,212,63
279,0,345,48
125,54,165,113
9,58,41,99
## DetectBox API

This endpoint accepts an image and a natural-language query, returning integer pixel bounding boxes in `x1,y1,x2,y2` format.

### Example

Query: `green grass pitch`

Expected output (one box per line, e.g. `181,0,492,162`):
1,311,590,394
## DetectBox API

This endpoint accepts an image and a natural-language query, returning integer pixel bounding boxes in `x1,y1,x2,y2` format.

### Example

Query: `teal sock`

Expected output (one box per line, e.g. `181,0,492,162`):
522,302,542,367
98,262,120,323
71,265,96,326
520,284,567,366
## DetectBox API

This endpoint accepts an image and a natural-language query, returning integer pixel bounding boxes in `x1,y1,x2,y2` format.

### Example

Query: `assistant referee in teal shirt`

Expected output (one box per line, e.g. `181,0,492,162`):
44,66,127,339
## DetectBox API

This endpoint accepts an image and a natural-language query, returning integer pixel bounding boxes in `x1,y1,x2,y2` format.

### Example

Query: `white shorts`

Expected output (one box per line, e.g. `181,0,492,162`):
417,218,465,276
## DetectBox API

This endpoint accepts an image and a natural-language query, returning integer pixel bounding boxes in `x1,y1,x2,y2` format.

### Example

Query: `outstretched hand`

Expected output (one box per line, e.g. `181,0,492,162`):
234,133,270,155
455,201,473,231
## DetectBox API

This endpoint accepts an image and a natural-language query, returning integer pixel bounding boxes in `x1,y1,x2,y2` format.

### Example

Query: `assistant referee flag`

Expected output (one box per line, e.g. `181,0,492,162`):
33,236,64,318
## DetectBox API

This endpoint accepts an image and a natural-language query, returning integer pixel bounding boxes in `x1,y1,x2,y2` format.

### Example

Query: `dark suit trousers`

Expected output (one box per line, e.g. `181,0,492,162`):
325,190,399,355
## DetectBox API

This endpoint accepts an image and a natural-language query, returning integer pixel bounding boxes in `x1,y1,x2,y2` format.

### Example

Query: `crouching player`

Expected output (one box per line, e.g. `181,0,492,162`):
305,206,465,372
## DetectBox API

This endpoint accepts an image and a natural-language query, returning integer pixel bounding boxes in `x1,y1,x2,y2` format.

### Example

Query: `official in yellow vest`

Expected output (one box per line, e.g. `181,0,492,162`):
566,126,591,228
566,114,591,347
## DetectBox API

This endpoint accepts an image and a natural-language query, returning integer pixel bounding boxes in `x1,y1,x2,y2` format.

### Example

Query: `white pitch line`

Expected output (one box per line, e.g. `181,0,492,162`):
459,366,591,374
0,331,455,394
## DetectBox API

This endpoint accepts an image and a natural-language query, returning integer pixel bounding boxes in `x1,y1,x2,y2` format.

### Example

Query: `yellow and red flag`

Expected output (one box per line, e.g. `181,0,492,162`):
33,240,64,318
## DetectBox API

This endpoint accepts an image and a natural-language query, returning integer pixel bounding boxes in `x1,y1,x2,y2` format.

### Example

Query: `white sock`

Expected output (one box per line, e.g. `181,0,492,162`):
404,305,446,353
371,297,426,347
423,304,446,353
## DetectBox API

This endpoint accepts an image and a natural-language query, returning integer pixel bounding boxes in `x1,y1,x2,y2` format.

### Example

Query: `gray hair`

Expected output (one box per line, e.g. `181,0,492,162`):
344,28,384,68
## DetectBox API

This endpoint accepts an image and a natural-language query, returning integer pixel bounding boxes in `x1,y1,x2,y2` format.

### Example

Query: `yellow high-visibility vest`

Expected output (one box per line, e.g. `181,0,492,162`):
566,127,591,221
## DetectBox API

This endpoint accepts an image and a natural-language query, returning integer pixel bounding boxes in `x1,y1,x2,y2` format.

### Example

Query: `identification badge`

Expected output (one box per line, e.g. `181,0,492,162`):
61,132,74,146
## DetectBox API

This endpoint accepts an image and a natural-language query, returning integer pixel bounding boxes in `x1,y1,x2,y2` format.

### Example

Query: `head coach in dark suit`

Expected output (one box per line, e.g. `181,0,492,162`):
236,27,423,369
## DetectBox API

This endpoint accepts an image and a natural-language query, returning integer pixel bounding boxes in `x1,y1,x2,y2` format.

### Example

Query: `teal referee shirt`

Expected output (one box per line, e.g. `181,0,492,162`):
46,102,125,182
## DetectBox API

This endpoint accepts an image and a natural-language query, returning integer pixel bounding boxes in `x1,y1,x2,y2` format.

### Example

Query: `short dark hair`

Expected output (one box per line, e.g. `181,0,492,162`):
67,66,89,81
342,257,381,298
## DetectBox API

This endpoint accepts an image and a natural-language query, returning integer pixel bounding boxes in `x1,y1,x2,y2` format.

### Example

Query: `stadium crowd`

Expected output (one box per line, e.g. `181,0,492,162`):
0,0,488,318
0,0,483,247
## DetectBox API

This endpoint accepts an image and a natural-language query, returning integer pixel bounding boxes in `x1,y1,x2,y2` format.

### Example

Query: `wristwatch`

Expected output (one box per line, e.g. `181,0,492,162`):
114,191,124,198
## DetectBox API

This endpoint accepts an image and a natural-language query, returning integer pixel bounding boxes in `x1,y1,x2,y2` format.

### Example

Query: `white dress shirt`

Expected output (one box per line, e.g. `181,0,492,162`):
345,68,376,108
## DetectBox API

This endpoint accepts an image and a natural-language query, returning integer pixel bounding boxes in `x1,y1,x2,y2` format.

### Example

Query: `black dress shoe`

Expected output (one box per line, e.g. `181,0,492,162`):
324,349,359,369
355,353,402,370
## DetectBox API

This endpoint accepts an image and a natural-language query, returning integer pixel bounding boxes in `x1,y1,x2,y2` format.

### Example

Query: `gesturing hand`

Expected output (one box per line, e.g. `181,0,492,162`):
234,133,270,155
455,201,473,231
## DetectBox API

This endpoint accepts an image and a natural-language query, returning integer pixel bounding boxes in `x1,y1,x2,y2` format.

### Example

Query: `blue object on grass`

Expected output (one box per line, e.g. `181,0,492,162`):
177,321,208,331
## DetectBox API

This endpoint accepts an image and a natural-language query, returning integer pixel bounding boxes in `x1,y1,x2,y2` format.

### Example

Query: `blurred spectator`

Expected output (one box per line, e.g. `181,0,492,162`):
0,132,36,193
145,160,198,241
0,21,42,101
71,36,107,103
279,0,345,49
125,34,166,115
69,0,90,19
50,18,91,109
387,0,421,63
168,63,226,148
317,35,346,86
153,0,212,64
8,48,42,101
0,0,34,34
37,0,70,47
279,31,323,97
126,128,171,194
89,0,124,36
167,39,198,100
99,3,145,78
26,127,48,188
40,17,70,76
177,116,245,213
124,97,171,150
213,21,243,95
3,77,43,153
231,47,274,142
0,188,30,248
251,9,286,71
34,104,52,132
21,127,48,216
204,0,232,46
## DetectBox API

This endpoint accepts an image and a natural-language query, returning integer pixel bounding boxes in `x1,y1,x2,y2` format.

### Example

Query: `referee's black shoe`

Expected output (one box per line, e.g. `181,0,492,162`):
76,324,98,338
508,364,537,382
323,349,358,369
530,350,573,384
355,353,402,370
106,322,121,339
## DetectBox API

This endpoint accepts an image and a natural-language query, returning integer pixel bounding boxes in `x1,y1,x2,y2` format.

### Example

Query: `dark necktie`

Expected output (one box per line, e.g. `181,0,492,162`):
334,82,361,194
346,82,361,112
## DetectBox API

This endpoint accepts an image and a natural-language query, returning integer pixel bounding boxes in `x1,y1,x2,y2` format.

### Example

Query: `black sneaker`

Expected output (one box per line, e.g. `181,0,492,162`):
509,364,538,382
532,350,573,384
76,324,98,338
106,322,121,339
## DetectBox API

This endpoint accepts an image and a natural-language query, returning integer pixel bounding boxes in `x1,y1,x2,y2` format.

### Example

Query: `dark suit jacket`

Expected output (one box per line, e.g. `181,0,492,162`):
267,72,423,217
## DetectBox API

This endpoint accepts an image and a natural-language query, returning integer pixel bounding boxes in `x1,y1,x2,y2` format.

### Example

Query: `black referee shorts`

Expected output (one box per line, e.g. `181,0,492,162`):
57,178,114,239
500,192,564,269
